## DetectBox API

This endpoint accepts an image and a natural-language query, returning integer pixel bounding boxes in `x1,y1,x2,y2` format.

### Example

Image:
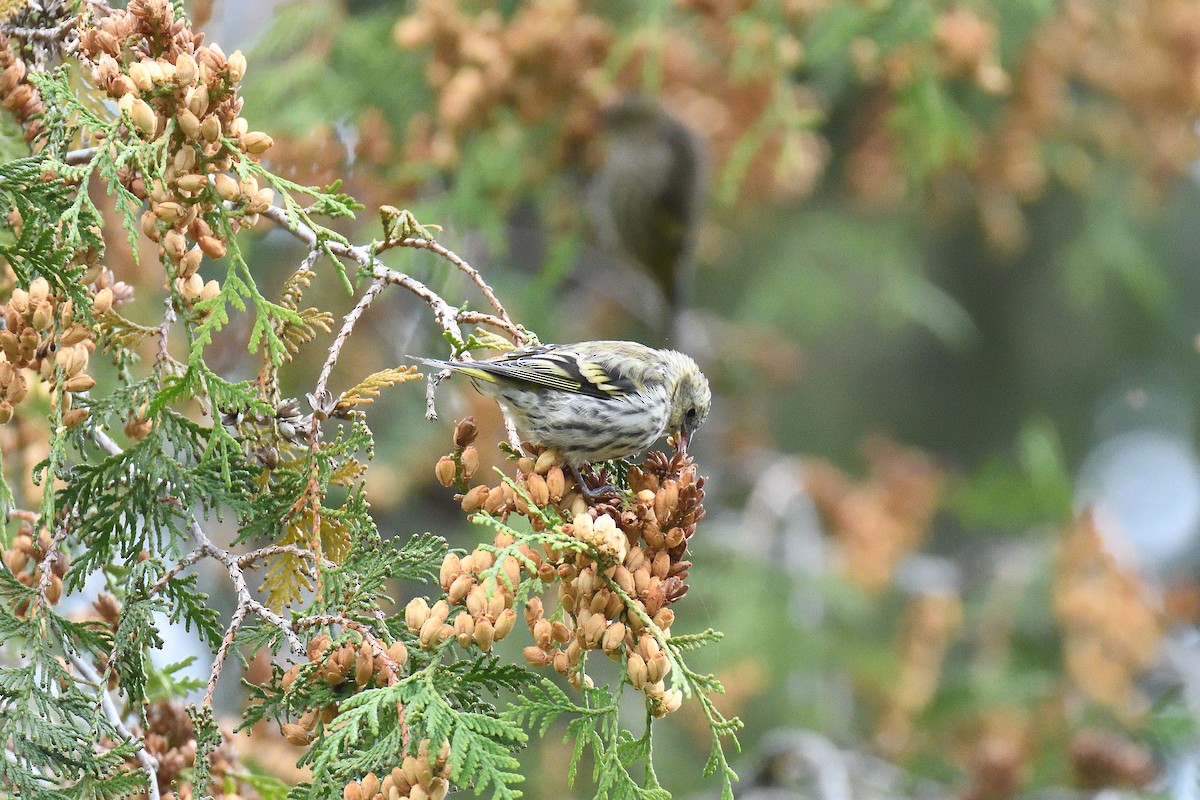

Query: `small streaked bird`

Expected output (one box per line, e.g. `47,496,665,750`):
590,95,706,331
416,341,711,495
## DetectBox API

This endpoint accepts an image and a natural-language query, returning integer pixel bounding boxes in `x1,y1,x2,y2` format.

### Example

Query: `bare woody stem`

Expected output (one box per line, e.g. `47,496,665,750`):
69,653,161,800
259,204,526,346
91,428,306,708
380,234,517,334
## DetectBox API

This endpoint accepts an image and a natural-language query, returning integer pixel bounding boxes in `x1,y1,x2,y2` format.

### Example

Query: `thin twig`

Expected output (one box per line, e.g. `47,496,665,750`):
259,205,525,344
33,523,67,612
1,15,76,43
90,428,305,697
204,603,249,706
314,276,387,408
69,653,161,800
147,546,207,596
237,543,336,570
382,234,516,333
156,295,174,367
63,147,98,165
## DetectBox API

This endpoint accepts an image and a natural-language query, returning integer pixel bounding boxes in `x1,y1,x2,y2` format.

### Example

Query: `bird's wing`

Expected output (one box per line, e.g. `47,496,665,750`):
467,345,639,399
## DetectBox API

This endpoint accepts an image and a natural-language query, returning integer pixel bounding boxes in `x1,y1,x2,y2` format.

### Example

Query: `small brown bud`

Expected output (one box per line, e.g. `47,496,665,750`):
180,247,204,278
546,466,566,501
177,108,201,138
524,596,544,625
199,280,221,303
583,613,607,648
550,620,572,643
227,50,248,83
200,114,221,142
4,547,28,573
523,646,552,667
453,611,475,648
251,187,276,212
91,287,114,315
482,485,506,515
308,633,332,661
198,235,226,259
128,61,153,92
626,653,648,690
418,615,443,648
175,172,207,193
282,723,312,746
526,473,549,506
162,229,187,261
63,374,97,393
534,448,560,474
533,618,552,648
439,551,462,589
447,573,473,605
213,172,240,201
460,446,479,479
355,646,373,688
129,98,158,138
405,597,430,632
460,485,488,511
386,641,409,669
473,617,495,651
652,608,675,630
465,585,487,618
31,300,53,332
494,607,517,641
175,51,198,86
140,209,161,240
601,621,626,653
652,551,671,580
453,416,479,447
62,408,90,428
244,131,273,154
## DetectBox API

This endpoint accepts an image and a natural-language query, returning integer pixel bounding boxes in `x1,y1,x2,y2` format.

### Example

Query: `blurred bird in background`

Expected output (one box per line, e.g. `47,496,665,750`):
589,94,707,342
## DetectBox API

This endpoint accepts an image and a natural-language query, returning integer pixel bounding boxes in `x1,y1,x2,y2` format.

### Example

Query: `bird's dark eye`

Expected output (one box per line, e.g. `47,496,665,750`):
685,408,697,420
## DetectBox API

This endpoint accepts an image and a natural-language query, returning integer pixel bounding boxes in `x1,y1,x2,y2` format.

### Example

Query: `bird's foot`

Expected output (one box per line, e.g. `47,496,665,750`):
569,464,622,501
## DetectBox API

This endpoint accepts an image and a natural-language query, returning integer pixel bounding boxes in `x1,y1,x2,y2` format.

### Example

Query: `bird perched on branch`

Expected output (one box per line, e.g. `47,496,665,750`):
415,340,711,496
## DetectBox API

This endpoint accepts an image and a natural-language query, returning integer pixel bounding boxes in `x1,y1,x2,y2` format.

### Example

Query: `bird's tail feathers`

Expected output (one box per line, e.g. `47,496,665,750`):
409,356,499,385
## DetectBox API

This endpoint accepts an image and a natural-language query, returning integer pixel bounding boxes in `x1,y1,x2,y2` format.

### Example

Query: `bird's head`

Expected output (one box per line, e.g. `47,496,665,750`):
665,352,711,454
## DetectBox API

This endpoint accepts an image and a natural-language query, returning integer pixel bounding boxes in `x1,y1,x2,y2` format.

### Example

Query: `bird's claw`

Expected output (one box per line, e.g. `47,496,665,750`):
569,464,622,502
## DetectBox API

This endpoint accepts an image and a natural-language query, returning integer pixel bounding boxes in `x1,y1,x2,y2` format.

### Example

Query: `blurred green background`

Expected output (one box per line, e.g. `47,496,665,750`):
153,0,1200,797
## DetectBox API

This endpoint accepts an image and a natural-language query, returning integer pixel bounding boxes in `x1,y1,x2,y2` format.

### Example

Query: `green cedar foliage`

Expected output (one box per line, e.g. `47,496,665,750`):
0,12,736,800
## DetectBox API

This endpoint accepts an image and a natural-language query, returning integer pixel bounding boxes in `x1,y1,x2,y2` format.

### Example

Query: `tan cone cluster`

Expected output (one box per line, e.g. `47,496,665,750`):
0,34,45,143
2,523,67,618
514,451,699,713
393,0,611,167
343,740,452,800
109,699,254,800
437,412,704,713
280,633,409,747
433,416,480,490
77,0,274,303
1054,511,1160,718
423,532,521,654
0,277,110,426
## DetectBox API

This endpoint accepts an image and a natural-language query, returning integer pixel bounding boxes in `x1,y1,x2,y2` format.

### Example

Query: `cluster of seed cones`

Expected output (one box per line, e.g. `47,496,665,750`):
432,417,705,714
280,633,409,747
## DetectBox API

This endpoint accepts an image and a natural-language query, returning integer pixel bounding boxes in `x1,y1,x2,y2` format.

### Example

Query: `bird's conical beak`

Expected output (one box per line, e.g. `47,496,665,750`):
674,428,688,455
